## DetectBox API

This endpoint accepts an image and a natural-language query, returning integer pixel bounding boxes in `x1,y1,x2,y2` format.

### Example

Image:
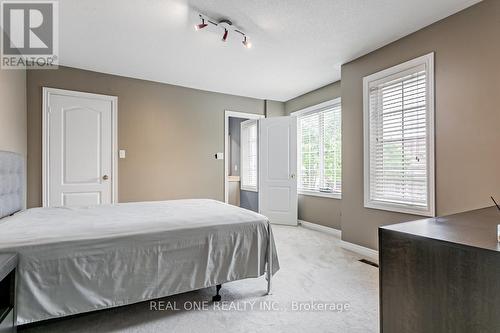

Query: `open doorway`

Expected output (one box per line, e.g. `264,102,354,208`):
224,111,264,212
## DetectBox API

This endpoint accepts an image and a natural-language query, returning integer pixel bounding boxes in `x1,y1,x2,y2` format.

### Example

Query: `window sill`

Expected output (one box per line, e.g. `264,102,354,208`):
298,190,342,200
364,200,435,217
241,186,258,193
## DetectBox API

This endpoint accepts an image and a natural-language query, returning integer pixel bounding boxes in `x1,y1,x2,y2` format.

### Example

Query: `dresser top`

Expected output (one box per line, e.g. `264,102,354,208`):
0,253,17,281
381,206,500,252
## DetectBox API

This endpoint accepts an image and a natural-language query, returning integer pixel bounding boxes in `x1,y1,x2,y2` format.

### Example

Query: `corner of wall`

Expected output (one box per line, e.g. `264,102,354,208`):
284,81,341,115
264,100,286,117
0,68,27,156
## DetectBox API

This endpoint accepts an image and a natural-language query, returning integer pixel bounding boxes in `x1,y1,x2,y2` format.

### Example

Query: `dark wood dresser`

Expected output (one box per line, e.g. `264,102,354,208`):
379,207,500,333
0,254,17,333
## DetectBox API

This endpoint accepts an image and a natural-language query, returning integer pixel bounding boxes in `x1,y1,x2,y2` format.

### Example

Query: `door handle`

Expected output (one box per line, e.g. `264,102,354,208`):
290,173,296,179
102,175,109,180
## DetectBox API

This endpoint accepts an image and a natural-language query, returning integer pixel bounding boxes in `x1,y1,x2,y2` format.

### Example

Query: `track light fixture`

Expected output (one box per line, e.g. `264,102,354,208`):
194,14,252,49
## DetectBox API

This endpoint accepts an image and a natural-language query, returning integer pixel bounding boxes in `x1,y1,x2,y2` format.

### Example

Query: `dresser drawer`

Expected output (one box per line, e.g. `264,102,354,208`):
0,308,14,333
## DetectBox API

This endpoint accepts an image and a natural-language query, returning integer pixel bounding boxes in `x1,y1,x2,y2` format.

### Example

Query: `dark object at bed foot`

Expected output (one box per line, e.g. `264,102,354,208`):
379,207,500,333
0,254,17,333
212,284,222,302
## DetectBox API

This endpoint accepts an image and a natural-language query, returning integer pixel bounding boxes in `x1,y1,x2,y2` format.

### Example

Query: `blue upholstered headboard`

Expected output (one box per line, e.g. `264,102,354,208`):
0,151,24,218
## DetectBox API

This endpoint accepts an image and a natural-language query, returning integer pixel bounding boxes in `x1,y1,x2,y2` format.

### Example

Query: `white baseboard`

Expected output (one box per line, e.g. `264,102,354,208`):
298,220,378,263
340,240,379,263
298,220,341,238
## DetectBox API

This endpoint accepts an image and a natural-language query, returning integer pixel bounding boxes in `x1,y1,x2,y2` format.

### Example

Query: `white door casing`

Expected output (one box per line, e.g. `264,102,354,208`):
224,110,264,204
43,88,118,207
240,119,258,192
259,116,298,225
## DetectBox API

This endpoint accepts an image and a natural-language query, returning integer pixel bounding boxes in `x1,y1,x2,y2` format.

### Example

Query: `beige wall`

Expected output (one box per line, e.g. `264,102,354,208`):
265,100,285,118
286,82,341,115
285,81,342,229
341,0,500,249
0,69,26,156
27,67,267,207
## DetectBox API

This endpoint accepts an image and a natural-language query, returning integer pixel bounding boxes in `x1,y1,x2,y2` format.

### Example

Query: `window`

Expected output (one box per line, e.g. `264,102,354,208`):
241,119,258,191
363,53,435,216
293,98,342,198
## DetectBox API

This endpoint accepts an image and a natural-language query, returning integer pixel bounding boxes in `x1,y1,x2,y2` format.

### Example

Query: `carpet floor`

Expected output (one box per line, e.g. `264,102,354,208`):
19,225,379,333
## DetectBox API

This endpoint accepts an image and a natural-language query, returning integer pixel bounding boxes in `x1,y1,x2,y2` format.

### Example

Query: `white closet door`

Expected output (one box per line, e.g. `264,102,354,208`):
259,116,298,225
44,88,117,207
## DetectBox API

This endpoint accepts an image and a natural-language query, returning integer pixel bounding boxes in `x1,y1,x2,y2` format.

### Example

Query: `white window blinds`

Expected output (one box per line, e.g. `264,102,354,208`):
296,100,341,197
364,53,435,216
241,120,258,191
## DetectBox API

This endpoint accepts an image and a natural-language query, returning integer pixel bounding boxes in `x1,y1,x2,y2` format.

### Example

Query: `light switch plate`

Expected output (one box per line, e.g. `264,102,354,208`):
119,150,126,159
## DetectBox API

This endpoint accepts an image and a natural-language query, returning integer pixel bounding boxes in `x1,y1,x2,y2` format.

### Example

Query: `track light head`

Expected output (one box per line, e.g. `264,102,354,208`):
242,36,252,49
194,18,207,31
222,29,229,42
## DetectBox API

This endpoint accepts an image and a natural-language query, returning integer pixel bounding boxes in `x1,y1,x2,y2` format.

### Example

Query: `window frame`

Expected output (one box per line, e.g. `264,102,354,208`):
240,119,258,192
363,53,435,217
292,98,342,200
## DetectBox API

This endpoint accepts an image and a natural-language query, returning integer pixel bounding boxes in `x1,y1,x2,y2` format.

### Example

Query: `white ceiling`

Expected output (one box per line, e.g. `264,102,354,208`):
59,0,481,101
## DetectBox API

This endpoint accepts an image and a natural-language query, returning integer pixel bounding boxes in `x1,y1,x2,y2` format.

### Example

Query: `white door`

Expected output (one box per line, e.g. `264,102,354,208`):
43,88,117,207
259,117,298,225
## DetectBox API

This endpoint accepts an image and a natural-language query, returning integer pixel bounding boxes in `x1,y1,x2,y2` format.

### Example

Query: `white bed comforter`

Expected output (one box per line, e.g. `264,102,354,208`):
0,199,279,324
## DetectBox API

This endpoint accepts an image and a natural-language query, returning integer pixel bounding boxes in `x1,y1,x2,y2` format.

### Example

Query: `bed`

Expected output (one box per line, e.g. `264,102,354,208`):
0,151,279,325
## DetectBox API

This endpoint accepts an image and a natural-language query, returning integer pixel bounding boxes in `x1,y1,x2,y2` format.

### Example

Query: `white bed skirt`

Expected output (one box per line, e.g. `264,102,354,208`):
0,199,279,324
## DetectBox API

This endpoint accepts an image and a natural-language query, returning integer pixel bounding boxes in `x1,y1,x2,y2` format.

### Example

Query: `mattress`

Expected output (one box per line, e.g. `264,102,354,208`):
0,199,279,324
